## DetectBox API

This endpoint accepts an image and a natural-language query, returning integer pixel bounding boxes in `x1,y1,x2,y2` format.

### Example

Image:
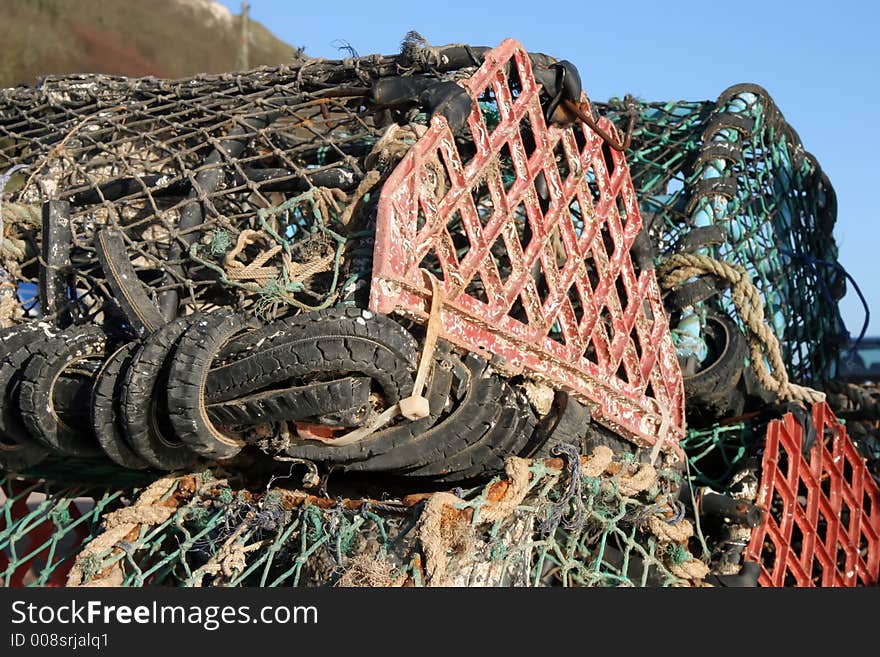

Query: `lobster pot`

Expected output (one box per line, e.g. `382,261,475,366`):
599,87,846,384
0,65,417,327
1,36,865,589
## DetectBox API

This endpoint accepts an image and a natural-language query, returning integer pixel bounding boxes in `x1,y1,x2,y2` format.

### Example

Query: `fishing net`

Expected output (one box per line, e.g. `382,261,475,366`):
598,85,852,384
679,422,755,492
1,448,712,587
0,54,448,330
0,37,866,588
0,462,150,586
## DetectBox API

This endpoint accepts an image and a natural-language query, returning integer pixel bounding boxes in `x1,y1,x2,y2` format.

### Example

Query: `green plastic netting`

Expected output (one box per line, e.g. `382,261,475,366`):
598,84,849,384
679,423,755,492
2,450,711,587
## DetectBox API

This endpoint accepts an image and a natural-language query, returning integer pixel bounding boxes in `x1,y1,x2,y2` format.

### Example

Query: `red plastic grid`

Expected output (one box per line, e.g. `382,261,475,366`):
369,39,685,455
745,402,880,587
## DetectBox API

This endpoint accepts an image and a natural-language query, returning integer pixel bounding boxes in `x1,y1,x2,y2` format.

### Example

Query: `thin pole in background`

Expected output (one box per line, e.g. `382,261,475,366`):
238,2,250,70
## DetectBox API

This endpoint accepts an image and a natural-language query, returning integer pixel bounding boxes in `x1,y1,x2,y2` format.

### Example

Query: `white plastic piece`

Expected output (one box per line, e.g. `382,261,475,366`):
399,394,430,420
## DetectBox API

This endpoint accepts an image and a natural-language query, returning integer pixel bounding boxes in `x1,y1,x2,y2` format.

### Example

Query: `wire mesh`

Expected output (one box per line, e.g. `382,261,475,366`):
0,57,455,329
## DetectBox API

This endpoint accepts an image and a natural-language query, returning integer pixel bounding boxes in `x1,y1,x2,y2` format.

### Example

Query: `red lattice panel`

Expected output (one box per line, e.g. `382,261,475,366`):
745,403,880,586
369,39,685,454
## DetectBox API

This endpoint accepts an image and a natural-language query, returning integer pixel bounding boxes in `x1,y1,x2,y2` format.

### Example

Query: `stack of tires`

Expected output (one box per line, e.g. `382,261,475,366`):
0,307,591,482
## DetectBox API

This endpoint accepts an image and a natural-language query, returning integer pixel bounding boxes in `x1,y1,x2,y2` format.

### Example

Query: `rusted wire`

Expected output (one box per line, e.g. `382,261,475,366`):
562,98,635,151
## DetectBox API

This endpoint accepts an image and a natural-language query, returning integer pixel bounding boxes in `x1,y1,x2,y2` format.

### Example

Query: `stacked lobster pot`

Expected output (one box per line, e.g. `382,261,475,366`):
0,35,685,482
598,88,847,422
596,88,880,586
0,36,874,587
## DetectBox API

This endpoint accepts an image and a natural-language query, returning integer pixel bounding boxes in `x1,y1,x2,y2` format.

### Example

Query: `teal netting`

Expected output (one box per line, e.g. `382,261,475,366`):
2,452,710,587
599,85,849,384
679,423,755,492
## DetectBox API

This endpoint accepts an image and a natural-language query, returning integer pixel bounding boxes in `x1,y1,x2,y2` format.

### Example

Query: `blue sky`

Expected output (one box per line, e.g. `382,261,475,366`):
219,0,880,338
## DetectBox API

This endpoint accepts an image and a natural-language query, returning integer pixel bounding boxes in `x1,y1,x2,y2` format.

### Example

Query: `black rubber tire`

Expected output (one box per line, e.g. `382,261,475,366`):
671,225,727,254
582,422,657,467
206,376,371,428
405,385,537,481
683,310,747,421
666,276,727,310
529,392,591,459
430,398,536,482
94,227,166,336
167,312,255,459
344,354,507,473
205,306,418,405
693,381,747,423
17,326,107,457
401,402,518,479
121,315,200,470
0,434,48,471
91,342,150,470
49,368,100,436
283,351,454,465
0,324,52,469
217,307,419,363
53,375,97,416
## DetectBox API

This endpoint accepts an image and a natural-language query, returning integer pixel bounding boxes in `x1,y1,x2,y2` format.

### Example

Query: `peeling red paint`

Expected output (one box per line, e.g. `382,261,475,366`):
370,39,685,456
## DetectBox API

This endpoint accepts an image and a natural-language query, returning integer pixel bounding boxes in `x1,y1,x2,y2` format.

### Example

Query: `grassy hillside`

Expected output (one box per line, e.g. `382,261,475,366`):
0,0,301,87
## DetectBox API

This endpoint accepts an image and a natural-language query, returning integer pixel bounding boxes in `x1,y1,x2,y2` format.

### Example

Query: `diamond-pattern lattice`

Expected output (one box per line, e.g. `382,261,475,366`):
369,39,685,454
745,403,880,587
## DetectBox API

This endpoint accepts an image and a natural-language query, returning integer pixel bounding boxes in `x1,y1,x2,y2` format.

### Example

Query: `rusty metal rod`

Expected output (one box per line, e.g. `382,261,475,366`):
562,99,635,152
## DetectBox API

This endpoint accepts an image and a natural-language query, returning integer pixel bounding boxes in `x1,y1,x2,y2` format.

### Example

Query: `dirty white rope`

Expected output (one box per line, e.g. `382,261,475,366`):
659,253,825,405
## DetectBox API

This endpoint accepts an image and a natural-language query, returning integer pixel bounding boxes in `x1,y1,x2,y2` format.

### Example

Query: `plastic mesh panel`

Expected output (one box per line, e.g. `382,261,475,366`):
745,403,880,586
370,39,685,454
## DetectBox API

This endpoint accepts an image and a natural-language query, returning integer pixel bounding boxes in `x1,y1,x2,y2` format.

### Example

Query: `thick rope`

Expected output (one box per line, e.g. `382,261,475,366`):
581,445,615,477
417,491,471,586
0,168,33,328
616,463,658,497
659,253,825,405
190,525,267,587
67,476,180,586
224,229,284,285
0,283,23,328
223,229,335,288
479,457,532,523
363,123,426,171
418,457,533,585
